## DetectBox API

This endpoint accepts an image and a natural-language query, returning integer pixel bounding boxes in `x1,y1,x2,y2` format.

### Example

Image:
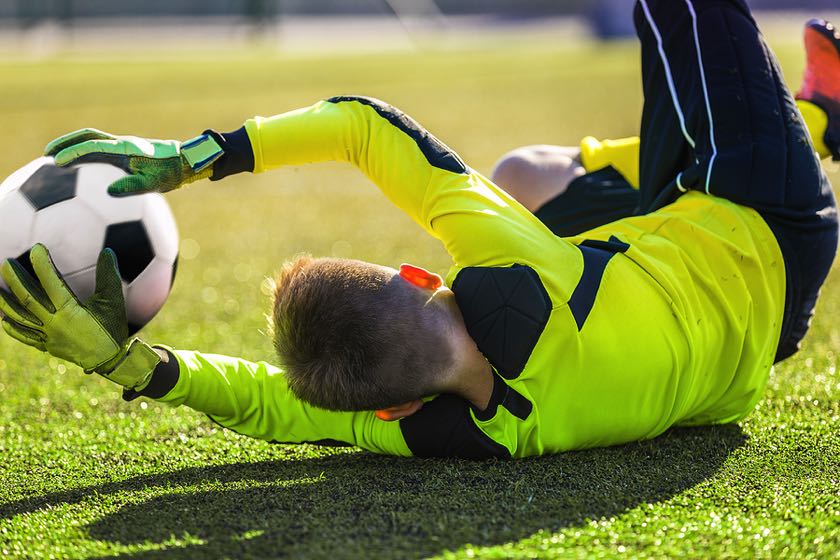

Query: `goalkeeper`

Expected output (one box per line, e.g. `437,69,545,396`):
1,1,838,458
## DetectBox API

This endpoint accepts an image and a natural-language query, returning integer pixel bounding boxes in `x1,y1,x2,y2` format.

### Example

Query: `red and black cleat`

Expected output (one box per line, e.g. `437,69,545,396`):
796,18,840,161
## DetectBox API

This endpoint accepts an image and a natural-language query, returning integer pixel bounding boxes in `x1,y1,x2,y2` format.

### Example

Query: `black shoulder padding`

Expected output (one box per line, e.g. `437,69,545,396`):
472,373,533,422
400,394,510,459
325,95,468,174
451,265,551,379
568,236,629,330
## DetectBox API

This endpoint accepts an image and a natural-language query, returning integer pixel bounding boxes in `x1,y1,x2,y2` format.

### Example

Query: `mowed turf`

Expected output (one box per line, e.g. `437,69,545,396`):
0,32,838,559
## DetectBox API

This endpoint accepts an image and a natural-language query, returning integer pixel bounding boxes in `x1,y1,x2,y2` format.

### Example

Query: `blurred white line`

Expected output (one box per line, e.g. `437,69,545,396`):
0,11,836,60
0,15,590,60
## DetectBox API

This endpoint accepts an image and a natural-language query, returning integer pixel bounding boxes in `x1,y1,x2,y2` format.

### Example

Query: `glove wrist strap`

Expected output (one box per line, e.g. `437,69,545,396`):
181,133,224,172
97,339,161,390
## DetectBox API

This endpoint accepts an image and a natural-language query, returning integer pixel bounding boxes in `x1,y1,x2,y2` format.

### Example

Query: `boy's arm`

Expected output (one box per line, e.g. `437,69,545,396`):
230,96,570,268
235,97,455,230
135,347,412,456
46,97,568,267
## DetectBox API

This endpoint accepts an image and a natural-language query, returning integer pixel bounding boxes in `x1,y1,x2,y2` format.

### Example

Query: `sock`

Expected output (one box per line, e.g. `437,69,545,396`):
797,99,831,159
579,136,641,189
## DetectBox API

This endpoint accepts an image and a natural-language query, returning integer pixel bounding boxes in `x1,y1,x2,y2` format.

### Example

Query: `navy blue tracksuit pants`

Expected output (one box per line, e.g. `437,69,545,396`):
534,0,838,361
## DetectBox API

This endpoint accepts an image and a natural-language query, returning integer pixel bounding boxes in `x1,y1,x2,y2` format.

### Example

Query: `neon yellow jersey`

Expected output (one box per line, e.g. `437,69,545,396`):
158,350,411,455
155,97,785,458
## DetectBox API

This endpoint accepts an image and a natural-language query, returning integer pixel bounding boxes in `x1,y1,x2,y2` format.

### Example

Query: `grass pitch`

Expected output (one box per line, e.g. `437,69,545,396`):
0,34,838,559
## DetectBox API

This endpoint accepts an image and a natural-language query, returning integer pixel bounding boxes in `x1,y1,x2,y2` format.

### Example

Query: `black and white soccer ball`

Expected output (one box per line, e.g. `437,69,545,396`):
0,157,179,334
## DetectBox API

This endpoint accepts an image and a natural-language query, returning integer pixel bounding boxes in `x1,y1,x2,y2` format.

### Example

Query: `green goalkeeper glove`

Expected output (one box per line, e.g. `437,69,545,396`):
44,128,224,196
0,244,161,390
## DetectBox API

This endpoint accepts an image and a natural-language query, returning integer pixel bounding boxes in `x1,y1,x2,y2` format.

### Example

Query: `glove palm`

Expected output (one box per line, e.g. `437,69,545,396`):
0,244,160,388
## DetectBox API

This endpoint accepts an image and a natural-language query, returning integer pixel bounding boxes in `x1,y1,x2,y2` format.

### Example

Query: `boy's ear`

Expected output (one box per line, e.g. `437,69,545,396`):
399,264,443,291
375,399,424,421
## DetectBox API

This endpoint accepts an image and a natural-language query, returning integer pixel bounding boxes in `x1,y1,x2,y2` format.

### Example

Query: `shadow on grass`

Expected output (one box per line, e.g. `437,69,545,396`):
2,424,745,559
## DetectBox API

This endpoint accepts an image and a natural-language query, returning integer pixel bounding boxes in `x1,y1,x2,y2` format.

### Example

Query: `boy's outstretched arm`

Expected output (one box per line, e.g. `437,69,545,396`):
138,348,412,455
46,96,463,229
46,96,561,267
0,244,410,456
44,97,458,229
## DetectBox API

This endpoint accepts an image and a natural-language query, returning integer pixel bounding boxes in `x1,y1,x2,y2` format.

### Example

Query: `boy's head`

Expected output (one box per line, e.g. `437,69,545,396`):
271,256,457,411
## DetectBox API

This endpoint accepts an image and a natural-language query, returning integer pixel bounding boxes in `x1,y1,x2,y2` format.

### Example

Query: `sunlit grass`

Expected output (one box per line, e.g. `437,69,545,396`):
0,35,838,559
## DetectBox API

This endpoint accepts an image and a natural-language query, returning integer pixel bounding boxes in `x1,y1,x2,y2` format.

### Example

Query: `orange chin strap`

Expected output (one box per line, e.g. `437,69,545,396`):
399,264,443,290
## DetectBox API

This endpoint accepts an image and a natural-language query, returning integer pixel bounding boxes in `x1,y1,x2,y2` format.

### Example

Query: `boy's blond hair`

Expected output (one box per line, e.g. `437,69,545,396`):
272,256,451,411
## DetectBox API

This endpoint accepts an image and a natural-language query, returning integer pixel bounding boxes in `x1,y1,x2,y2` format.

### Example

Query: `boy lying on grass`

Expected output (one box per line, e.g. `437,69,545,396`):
1,2,838,458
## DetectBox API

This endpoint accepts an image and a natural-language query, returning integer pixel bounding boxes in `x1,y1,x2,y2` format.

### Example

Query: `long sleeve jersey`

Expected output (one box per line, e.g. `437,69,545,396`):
142,96,785,458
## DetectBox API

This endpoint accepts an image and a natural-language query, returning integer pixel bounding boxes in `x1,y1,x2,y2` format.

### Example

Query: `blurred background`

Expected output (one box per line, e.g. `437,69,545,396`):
0,0,839,55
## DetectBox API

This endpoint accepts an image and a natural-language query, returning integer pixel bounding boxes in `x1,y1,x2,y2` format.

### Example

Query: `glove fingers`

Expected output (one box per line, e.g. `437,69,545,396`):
29,244,75,310
0,258,54,319
44,128,114,158
0,288,43,329
107,174,156,196
94,249,125,301
53,139,137,169
87,249,128,342
2,318,46,352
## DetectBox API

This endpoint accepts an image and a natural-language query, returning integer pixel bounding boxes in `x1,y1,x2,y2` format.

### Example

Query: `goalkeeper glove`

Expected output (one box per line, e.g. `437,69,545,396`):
44,128,225,196
0,244,160,390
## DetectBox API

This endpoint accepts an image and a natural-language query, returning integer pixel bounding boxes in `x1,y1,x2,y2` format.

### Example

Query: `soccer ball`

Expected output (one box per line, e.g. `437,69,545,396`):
0,157,179,334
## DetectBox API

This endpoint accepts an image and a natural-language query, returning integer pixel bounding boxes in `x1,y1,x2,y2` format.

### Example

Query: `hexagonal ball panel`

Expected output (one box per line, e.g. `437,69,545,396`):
30,193,105,279
138,193,179,263
125,254,177,332
1,157,51,198
63,265,99,305
0,189,39,263
20,164,78,210
104,221,155,283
